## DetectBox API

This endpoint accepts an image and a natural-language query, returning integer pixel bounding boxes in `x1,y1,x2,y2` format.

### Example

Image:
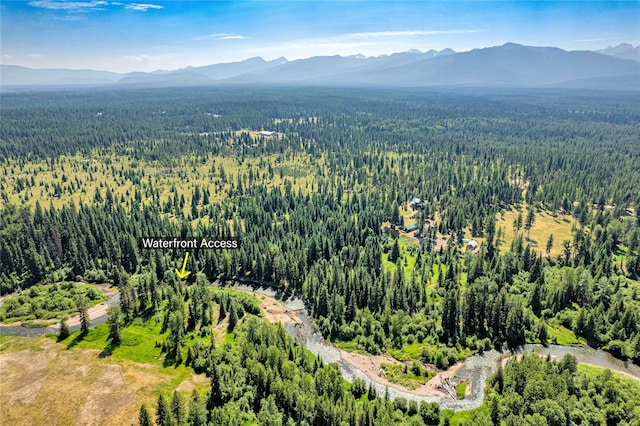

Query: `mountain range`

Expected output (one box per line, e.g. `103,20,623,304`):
1,43,638,90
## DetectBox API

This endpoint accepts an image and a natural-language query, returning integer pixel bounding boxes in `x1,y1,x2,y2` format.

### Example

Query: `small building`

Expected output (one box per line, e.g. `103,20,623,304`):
467,240,479,251
259,130,276,137
405,223,419,233
410,197,424,210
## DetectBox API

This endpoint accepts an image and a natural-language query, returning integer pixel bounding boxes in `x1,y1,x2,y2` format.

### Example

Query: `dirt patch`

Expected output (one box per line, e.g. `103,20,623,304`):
77,365,130,426
433,234,449,251
213,317,230,345
0,344,52,406
258,295,302,327
176,372,208,393
0,336,208,426
338,349,463,397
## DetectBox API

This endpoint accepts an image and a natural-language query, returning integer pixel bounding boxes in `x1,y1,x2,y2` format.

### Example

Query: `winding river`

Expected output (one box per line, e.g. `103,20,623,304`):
220,282,640,411
1,284,638,412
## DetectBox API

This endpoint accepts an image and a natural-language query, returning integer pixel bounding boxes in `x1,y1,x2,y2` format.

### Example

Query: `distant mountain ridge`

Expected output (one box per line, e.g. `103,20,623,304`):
2,43,638,89
595,43,640,62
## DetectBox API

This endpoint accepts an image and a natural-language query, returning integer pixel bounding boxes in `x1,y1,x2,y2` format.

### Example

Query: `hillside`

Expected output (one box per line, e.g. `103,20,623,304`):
2,43,638,89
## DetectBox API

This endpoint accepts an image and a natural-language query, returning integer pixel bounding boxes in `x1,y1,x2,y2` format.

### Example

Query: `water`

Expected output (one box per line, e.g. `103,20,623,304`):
3,283,637,412
524,344,640,380
0,294,120,337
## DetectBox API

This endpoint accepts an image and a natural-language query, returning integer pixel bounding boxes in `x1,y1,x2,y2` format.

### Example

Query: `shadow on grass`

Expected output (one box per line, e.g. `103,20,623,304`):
139,307,157,322
66,330,88,349
99,339,119,358
162,349,184,368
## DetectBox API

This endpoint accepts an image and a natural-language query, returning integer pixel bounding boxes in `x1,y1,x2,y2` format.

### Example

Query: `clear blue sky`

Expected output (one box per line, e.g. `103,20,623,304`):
1,1,638,73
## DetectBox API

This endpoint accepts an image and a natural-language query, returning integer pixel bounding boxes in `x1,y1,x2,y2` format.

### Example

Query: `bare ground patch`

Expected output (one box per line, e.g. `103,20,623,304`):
338,349,463,398
176,372,209,393
258,294,301,327
0,337,207,426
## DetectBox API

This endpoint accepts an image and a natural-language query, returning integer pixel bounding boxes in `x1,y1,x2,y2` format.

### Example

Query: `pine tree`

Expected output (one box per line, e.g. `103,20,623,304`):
530,283,542,317
139,404,153,426
525,206,536,240
187,390,207,426
631,333,640,363
538,321,549,346
389,238,400,263
75,294,90,334
107,305,122,344
156,393,173,426
367,381,377,400
441,282,460,343
58,318,70,340
228,301,238,332
546,233,554,255
171,390,186,426
493,363,504,393
513,212,523,233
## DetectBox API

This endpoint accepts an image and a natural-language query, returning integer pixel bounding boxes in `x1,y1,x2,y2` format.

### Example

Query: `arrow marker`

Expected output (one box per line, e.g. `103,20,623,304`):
175,252,191,280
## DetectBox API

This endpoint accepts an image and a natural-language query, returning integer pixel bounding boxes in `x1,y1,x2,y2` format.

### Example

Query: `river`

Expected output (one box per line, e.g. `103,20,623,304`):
2,284,637,412
215,282,640,410
0,294,120,337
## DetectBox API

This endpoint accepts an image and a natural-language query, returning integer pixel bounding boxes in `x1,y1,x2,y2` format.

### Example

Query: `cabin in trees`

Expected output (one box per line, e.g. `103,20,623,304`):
467,239,479,251
410,197,424,210
404,223,419,233
259,130,276,137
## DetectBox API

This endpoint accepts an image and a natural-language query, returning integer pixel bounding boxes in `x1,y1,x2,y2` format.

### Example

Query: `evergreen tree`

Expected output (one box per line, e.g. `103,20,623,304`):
441,282,460,343
419,401,440,425
75,294,90,334
389,238,400,263
538,321,549,346
257,395,283,426
156,393,173,426
139,404,153,426
58,318,70,340
514,212,523,233
171,390,186,426
546,233,554,255
631,333,640,364
228,301,238,332
187,390,207,426
107,305,122,344
367,381,377,400
524,207,536,240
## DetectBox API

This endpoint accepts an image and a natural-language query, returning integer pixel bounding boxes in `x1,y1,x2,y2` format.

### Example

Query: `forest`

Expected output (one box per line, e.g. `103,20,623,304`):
1,87,639,425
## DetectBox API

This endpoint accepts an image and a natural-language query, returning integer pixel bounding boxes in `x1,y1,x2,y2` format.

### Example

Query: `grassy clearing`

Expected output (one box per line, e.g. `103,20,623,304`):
379,363,434,390
546,321,584,346
497,208,575,258
456,382,466,399
381,235,418,284
0,331,208,426
333,338,360,352
2,150,317,215
59,317,167,365
388,342,423,361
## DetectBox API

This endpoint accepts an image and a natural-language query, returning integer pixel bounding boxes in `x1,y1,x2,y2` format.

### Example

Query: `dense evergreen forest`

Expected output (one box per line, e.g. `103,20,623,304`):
1,87,640,425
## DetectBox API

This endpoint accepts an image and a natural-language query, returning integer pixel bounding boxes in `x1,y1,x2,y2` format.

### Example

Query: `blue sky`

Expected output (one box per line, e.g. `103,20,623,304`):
1,1,639,72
